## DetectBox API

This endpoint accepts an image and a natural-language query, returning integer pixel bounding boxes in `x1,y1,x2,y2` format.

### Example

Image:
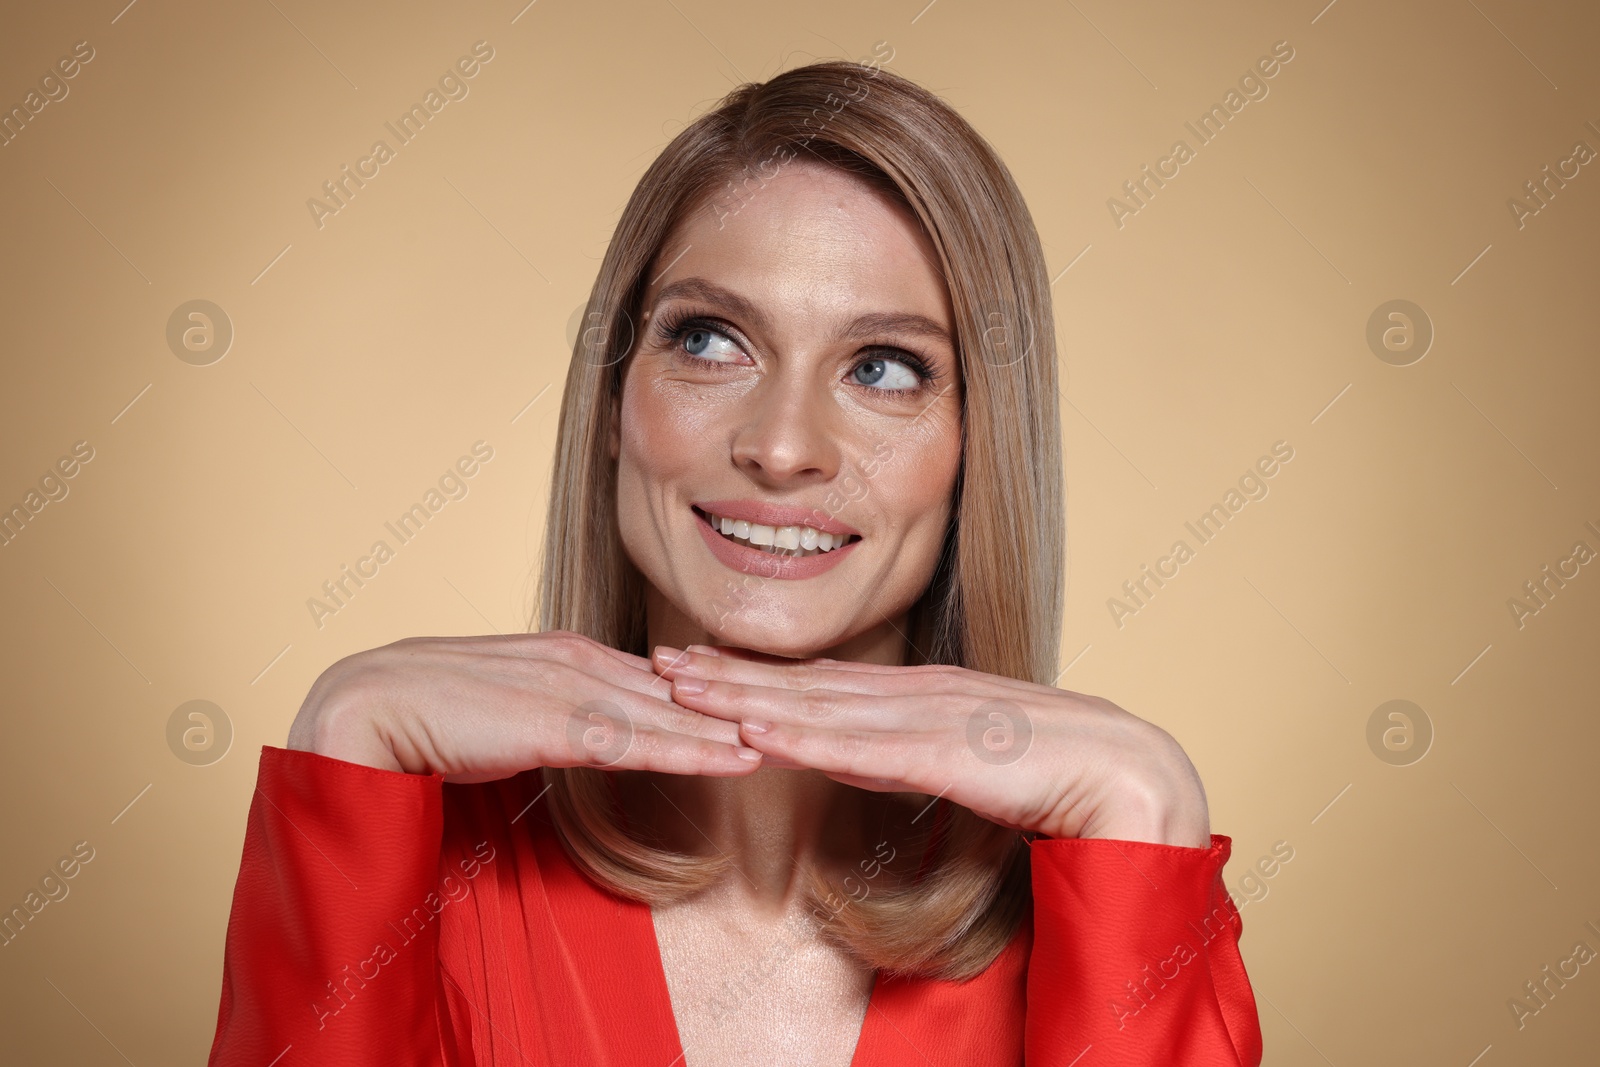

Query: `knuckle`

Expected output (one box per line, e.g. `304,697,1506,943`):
660,702,708,735
540,630,587,655
828,730,873,772
797,686,840,723
783,662,824,692
537,635,603,678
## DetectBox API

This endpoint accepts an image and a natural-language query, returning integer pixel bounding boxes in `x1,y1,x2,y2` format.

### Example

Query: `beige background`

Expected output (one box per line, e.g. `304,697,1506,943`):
1,0,1597,1062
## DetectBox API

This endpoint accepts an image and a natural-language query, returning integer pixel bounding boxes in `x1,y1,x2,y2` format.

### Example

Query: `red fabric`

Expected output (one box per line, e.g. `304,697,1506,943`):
208,746,1262,1066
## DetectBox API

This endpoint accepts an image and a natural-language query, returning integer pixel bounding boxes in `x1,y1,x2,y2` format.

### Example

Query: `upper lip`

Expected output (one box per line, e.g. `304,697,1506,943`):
692,499,862,538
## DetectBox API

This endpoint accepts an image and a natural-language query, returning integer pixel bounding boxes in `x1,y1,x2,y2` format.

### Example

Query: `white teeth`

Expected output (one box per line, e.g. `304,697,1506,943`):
701,510,855,558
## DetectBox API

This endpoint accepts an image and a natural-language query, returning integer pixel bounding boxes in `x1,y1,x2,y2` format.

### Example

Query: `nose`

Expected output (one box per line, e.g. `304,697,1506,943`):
728,373,842,486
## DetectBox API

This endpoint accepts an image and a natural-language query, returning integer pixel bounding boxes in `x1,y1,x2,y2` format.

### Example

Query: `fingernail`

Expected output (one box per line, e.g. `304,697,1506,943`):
736,747,762,762
672,674,707,695
654,645,686,666
686,644,721,656
742,720,770,734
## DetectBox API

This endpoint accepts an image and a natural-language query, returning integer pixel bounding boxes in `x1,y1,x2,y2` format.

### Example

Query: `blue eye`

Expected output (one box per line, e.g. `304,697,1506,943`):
852,356,921,391
657,312,936,394
677,325,741,362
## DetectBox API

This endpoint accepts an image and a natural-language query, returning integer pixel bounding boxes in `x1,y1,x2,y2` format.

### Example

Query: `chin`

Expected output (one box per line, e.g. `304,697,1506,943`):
697,616,839,660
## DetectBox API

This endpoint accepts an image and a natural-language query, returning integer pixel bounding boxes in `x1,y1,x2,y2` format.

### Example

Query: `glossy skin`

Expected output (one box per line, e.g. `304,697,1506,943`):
288,159,1208,1067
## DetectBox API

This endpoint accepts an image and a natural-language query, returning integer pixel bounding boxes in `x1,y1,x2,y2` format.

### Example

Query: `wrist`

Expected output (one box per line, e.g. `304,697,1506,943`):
1059,728,1211,847
287,689,403,772
1080,798,1211,848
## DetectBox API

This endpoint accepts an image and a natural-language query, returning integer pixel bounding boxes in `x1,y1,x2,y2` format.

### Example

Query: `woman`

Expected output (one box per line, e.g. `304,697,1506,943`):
208,57,1262,1066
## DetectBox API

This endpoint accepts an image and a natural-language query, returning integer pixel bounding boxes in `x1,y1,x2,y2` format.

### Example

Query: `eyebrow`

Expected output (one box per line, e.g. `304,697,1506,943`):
649,277,954,347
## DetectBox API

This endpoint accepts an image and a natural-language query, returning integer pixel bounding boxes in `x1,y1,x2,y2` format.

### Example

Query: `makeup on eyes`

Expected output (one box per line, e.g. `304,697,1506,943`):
647,303,947,396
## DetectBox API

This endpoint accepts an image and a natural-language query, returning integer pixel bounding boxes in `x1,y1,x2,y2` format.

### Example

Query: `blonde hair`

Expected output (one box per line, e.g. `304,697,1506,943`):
534,57,1063,980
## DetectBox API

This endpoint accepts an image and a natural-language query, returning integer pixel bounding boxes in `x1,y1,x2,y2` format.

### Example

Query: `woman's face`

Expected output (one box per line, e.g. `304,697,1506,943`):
611,158,963,661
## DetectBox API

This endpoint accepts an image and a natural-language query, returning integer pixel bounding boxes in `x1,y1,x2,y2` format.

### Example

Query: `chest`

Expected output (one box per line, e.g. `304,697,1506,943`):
651,897,876,1067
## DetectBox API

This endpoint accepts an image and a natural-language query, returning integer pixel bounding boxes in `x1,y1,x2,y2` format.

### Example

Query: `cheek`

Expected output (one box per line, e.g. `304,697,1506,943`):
869,416,961,545
615,379,719,532
622,377,717,459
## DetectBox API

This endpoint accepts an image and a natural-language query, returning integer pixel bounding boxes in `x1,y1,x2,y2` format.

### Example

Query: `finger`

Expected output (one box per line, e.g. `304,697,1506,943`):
679,644,1066,700
587,677,747,748
657,646,1020,703
667,673,923,732
532,657,746,748
553,720,764,777
733,718,933,791
654,647,902,698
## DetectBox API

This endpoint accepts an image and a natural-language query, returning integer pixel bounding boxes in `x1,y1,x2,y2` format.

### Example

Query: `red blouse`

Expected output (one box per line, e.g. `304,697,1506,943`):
206,746,1262,1065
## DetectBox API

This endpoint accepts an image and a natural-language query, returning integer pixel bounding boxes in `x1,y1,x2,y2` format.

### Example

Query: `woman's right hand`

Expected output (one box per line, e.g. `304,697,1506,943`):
285,631,764,782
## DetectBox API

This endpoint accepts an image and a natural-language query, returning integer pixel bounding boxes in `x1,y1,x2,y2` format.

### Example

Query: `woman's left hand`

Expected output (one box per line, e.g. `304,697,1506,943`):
652,644,1212,848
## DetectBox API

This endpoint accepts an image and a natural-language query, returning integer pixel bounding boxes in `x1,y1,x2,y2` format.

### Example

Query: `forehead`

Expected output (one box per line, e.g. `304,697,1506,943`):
643,159,952,331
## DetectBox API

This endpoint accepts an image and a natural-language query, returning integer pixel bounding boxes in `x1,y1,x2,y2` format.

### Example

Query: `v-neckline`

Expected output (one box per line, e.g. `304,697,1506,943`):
640,899,881,1067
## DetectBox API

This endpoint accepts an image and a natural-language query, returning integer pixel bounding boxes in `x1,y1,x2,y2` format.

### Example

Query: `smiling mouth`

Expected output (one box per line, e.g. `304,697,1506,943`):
692,506,862,558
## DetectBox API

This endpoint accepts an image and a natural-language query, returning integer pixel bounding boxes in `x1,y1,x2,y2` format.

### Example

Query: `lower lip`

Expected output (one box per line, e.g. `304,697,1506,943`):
692,509,860,580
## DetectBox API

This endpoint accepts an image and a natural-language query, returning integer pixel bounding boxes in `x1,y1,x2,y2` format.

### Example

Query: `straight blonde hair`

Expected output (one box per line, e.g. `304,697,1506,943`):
533,57,1063,980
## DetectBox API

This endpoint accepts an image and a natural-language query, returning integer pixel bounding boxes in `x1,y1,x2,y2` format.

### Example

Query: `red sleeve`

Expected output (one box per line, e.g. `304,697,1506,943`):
1024,833,1262,1066
207,745,451,1067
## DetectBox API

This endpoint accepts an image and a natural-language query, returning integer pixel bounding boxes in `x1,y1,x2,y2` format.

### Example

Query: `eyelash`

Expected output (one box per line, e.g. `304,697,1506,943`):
650,308,941,393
